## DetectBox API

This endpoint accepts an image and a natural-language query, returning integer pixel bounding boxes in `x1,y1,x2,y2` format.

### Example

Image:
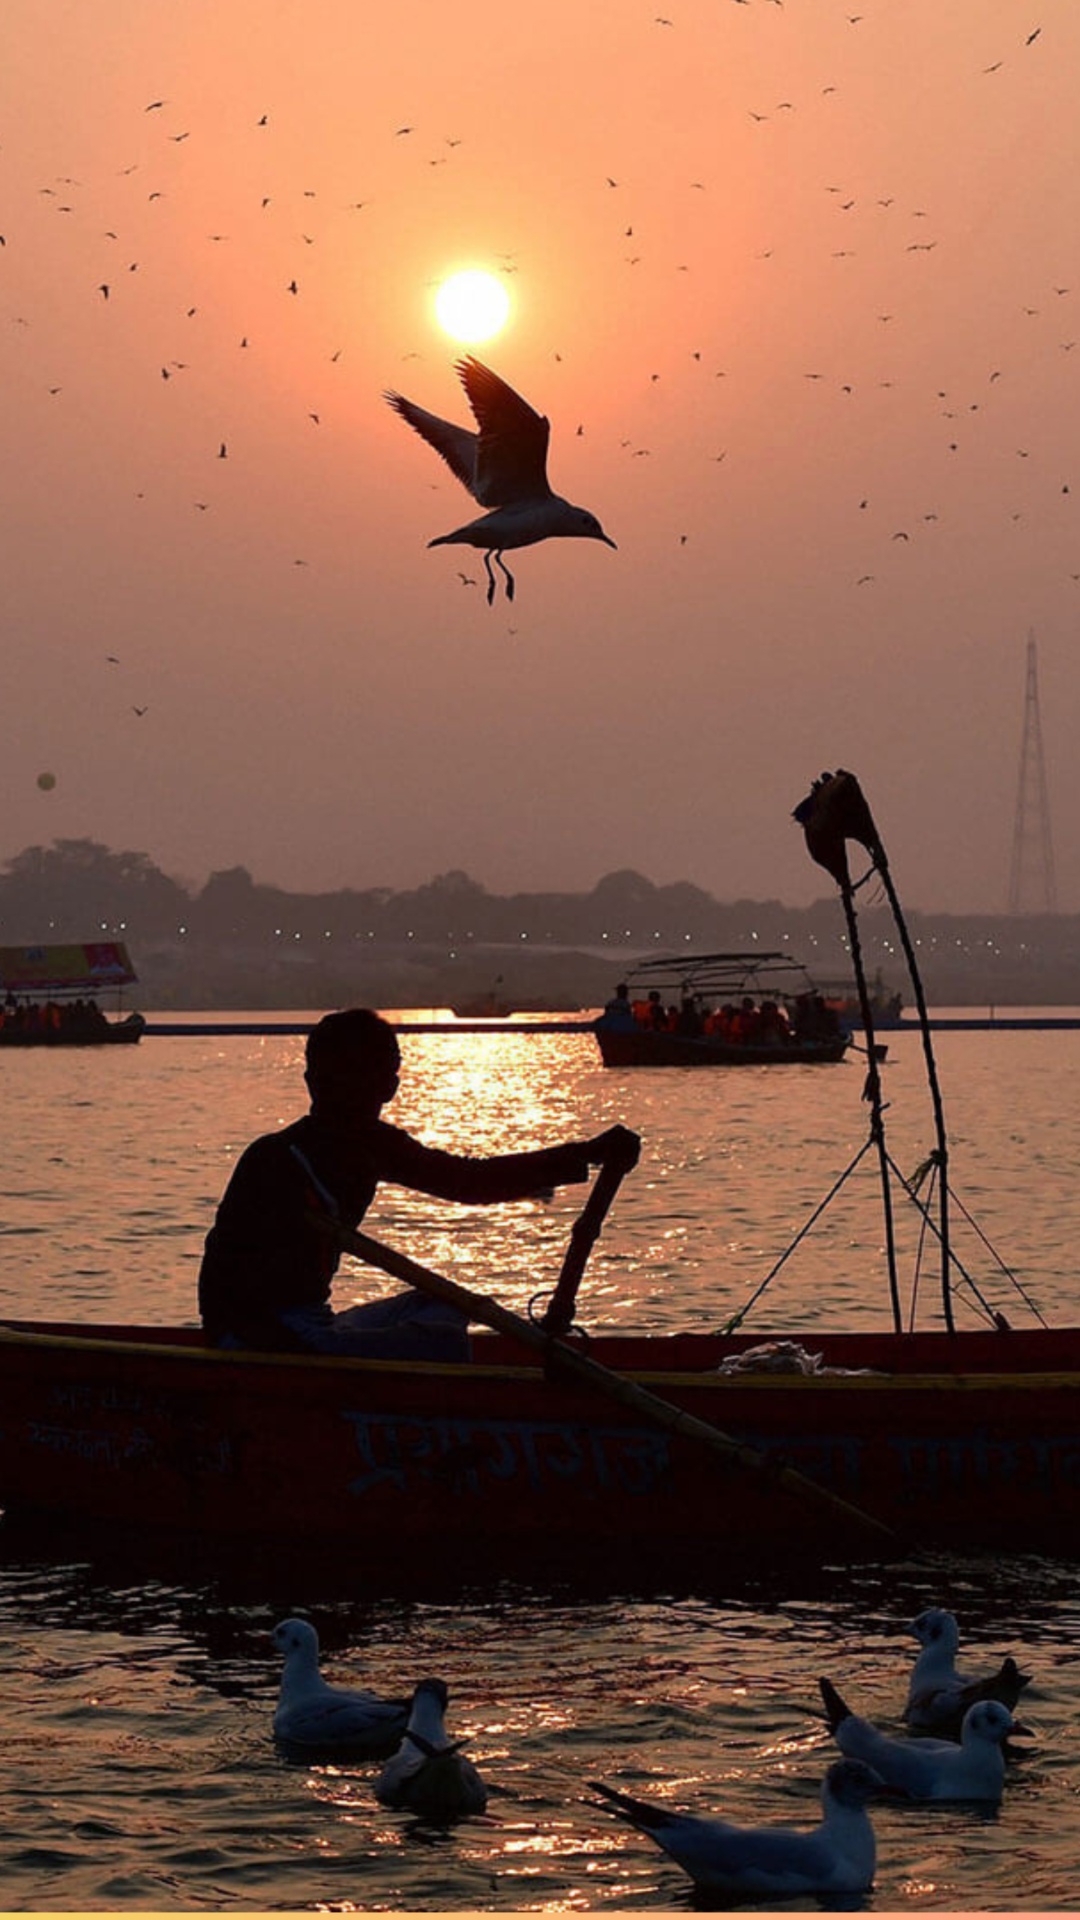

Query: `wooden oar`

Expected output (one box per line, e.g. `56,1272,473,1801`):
540,1155,632,1336
321,1214,897,1548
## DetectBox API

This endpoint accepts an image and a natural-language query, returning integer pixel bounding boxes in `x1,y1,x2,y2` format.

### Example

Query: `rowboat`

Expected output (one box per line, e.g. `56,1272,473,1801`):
594,951,850,1066
0,940,144,1047
1,1315,1077,1576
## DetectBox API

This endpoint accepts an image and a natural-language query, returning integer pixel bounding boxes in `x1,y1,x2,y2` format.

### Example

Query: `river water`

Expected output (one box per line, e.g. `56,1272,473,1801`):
1,1013,1079,1911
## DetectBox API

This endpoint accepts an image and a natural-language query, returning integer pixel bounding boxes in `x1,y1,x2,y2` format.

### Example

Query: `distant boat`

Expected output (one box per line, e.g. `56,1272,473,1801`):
594,951,850,1067
451,976,582,1018
820,970,905,1030
0,941,145,1047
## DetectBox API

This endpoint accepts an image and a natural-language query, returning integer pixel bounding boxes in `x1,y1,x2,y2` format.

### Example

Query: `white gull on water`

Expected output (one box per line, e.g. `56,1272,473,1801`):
820,1677,1018,1802
374,1677,488,1820
385,356,616,603
590,1758,892,1898
904,1607,1032,1735
271,1617,407,1756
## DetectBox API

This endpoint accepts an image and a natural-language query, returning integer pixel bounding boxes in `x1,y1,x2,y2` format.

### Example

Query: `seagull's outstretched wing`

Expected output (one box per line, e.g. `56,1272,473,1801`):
456,357,552,505
384,393,480,498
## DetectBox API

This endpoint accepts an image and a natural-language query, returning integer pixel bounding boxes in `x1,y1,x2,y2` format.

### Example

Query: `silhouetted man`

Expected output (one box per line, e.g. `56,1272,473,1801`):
199,1006,639,1357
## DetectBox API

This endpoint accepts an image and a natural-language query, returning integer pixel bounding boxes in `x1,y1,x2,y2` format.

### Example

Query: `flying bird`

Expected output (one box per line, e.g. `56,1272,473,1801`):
385,357,616,604
591,1759,893,1898
271,1618,408,1758
374,1678,488,1819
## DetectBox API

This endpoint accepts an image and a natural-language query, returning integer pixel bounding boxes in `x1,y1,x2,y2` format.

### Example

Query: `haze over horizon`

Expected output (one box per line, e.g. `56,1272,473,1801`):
4,0,1078,915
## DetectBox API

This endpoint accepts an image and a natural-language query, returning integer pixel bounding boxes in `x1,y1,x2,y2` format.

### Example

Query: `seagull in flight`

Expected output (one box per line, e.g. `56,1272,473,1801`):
385,357,616,603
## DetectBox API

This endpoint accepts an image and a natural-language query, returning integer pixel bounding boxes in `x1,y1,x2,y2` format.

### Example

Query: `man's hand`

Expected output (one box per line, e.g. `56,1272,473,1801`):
585,1123,641,1172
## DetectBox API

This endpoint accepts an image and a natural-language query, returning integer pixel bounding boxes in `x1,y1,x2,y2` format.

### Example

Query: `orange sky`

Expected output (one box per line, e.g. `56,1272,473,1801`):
3,0,1078,911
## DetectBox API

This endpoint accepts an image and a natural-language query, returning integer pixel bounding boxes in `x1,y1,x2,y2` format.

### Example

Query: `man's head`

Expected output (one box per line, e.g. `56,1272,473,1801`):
304,1008,401,1121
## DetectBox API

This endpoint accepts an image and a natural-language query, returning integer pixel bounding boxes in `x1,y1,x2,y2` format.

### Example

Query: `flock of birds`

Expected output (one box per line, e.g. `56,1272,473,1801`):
271,1603,1033,1900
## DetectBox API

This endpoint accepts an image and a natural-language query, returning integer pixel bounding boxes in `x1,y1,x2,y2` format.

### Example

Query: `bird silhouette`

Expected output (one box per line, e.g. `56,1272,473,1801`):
385,358,616,604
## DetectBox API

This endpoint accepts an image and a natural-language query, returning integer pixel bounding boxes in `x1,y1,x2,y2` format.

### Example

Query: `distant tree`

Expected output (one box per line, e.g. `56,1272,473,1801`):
421,869,488,897
0,839,190,940
589,869,658,906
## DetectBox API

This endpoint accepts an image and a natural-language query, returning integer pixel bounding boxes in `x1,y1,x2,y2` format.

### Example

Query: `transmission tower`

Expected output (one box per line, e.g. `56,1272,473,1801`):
1007,634,1058,913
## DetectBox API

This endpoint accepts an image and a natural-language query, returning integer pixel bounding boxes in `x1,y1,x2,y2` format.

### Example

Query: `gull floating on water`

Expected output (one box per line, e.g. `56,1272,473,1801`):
374,1677,488,1820
271,1617,407,1756
904,1607,1031,1735
820,1676,1018,1801
590,1758,892,1898
385,357,616,604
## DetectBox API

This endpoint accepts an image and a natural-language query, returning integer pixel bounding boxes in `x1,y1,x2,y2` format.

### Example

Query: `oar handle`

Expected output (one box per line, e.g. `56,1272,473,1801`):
541,1135,638,1336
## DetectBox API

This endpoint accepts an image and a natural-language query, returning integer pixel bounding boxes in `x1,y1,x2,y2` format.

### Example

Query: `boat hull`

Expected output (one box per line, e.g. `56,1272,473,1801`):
0,1014,144,1047
2,1320,1078,1576
595,1027,849,1067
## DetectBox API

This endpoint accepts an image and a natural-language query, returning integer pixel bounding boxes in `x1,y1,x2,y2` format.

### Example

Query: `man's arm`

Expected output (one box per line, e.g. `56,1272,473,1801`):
372,1121,639,1205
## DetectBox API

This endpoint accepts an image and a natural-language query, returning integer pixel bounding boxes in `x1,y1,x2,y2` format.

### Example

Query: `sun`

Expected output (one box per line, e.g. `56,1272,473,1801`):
434,269,512,345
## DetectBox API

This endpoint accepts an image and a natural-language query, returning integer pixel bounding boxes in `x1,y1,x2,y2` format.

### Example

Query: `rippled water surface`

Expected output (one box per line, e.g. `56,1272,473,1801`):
2,1012,1080,1910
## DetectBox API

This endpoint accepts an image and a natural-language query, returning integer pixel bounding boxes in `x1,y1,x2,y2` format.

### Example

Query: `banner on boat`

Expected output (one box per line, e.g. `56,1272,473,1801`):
0,942,137,995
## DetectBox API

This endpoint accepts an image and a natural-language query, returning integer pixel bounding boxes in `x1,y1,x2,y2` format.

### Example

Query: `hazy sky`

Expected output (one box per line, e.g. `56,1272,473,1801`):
4,0,1078,912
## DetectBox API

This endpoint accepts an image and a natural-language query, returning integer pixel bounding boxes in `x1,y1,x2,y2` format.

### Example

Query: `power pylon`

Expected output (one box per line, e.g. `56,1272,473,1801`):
1007,634,1058,913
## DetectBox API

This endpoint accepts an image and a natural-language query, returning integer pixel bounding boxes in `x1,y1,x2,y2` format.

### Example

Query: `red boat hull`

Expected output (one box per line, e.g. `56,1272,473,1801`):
595,1029,849,1067
1,1320,1078,1575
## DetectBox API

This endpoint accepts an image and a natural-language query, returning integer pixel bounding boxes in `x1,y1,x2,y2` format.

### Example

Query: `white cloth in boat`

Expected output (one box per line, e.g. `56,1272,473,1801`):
715,1340,879,1376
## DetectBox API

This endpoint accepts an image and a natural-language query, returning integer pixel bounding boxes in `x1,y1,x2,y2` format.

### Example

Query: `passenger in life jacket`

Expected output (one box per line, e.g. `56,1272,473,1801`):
757,999,791,1045
599,982,637,1031
646,989,667,1031
676,995,703,1036
728,996,754,1043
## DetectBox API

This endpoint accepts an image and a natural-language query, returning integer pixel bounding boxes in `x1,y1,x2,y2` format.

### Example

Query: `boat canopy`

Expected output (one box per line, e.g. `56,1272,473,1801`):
0,941,137,997
618,951,821,1003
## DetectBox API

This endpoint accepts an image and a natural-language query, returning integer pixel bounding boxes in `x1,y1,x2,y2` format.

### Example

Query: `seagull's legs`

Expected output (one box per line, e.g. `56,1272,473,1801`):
483,551,497,605
494,550,516,602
